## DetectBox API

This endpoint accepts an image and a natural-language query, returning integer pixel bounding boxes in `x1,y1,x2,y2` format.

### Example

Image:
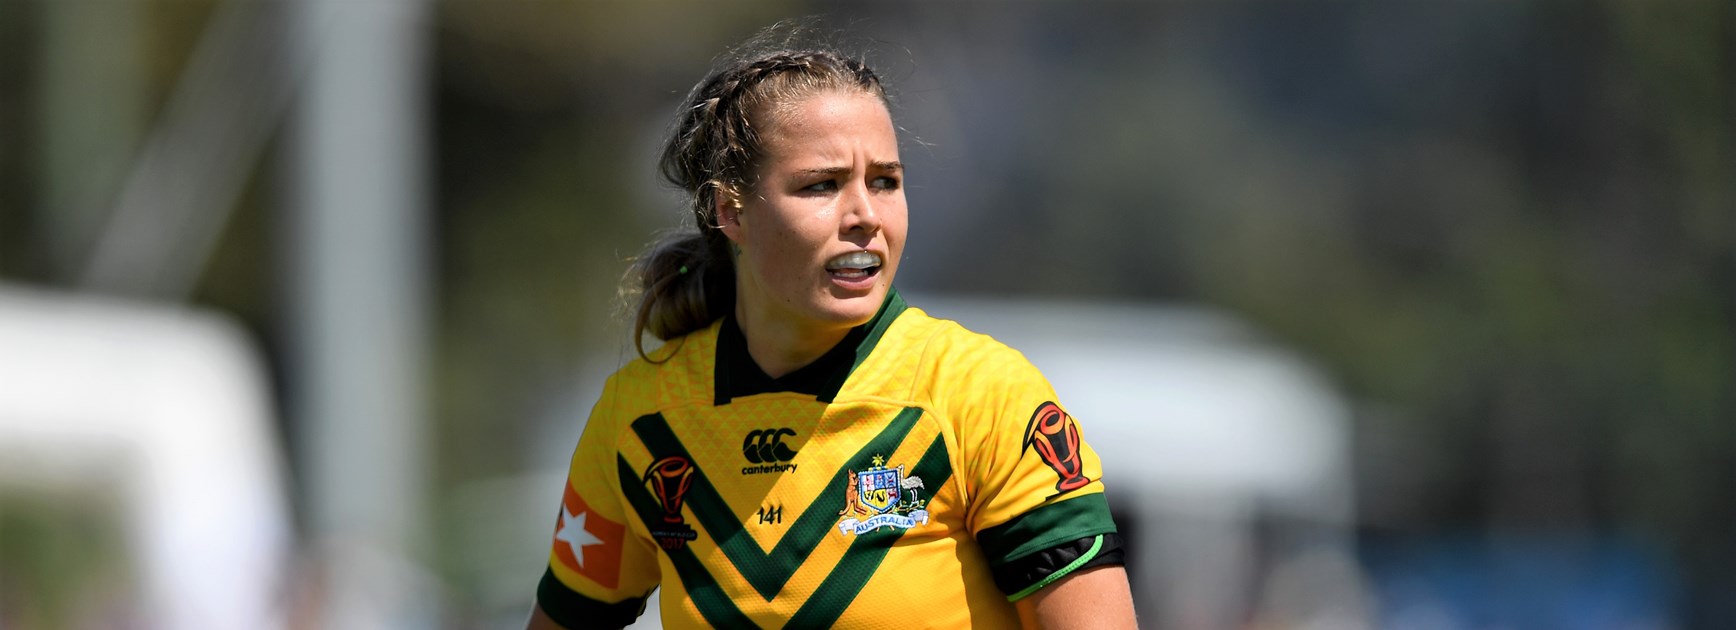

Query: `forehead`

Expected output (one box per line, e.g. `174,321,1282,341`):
758,90,898,157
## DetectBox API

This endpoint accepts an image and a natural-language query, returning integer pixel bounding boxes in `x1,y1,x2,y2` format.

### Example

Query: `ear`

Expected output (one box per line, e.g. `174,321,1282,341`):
715,187,745,243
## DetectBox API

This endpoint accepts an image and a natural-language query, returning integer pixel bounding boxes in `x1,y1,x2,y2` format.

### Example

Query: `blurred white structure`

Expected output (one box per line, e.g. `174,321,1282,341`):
0,284,292,629
915,295,1367,629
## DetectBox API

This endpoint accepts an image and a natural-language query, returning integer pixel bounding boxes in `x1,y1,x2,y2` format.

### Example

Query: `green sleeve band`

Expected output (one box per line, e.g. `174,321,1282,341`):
977,492,1117,565
535,567,649,628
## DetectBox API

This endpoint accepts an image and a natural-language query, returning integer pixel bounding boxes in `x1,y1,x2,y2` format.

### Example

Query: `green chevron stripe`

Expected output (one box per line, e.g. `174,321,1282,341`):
629,407,924,600
615,455,756,628
847,289,907,374
785,433,955,627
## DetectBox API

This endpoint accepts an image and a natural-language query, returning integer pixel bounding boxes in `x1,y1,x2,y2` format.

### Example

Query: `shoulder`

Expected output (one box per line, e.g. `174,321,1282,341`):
594,320,723,421
876,305,1021,361
867,306,1050,411
905,307,1043,383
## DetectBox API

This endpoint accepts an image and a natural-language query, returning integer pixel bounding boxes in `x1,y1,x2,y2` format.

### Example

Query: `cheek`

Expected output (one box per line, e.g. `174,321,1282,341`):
748,233,812,293
883,204,910,250
755,210,831,261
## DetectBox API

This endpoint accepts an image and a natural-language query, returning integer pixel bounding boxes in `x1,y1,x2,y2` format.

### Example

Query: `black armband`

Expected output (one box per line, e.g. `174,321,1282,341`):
975,493,1122,600
996,532,1126,601
536,567,649,629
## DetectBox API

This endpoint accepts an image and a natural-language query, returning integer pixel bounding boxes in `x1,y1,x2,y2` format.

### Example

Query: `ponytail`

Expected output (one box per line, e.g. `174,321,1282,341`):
627,226,734,360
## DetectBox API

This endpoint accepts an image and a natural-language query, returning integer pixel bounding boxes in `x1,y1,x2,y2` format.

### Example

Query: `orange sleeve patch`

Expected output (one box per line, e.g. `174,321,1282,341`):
552,484,626,590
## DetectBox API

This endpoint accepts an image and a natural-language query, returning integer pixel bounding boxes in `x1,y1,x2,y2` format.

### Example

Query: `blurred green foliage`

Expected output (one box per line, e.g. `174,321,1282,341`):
0,0,1728,623
0,487,135,629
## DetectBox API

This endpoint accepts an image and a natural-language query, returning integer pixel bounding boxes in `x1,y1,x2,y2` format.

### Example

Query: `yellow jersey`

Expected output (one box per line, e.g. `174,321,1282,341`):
537,290,1122,628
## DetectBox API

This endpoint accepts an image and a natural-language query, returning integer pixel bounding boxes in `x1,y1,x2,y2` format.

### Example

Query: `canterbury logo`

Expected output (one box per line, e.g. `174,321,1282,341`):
742,428,798,463
741,428,799,475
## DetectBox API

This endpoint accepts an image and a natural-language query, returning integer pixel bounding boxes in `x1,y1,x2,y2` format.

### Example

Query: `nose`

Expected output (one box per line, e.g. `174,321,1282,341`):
840,178,881,238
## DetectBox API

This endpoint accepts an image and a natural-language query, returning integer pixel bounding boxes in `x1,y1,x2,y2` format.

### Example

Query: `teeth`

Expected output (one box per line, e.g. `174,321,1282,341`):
825,251,882,270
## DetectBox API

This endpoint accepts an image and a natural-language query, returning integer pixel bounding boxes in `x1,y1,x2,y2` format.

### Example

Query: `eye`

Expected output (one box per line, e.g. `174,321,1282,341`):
803,179,838,193
871,176,901,191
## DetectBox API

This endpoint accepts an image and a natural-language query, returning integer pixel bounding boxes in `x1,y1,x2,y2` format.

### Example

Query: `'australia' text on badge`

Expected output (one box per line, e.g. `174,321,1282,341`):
836,454,929,536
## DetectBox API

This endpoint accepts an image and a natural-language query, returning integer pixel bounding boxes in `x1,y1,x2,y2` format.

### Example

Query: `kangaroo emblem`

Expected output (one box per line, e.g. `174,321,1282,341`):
839,469,871,517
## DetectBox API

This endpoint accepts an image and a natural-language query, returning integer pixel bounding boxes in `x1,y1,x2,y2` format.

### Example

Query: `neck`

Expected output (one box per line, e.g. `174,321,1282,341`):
735,301,853,379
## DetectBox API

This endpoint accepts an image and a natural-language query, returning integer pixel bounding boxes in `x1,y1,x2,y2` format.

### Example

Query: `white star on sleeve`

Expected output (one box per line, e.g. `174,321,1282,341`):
556,508,604,567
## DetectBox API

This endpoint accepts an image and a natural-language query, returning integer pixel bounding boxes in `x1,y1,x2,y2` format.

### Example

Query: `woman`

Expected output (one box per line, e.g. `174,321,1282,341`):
530,35,1136,629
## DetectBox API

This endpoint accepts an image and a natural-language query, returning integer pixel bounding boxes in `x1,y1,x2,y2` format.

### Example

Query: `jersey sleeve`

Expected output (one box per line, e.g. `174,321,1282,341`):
949,342,1122,601
536,374,662,628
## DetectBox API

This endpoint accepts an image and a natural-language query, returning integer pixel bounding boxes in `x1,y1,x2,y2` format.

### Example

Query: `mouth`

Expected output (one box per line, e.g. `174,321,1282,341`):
824,250,883,281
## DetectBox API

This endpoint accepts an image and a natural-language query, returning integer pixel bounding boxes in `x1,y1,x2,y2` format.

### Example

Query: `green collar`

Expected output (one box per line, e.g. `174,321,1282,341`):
714,288,908,405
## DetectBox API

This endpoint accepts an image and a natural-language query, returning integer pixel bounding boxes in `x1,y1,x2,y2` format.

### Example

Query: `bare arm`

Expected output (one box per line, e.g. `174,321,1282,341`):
528,603,622,630
526,604,565,630
1013,565,1138,630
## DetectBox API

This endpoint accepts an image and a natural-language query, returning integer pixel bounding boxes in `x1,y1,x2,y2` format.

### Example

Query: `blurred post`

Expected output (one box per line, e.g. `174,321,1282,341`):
76,0,295,300
39,0,143,280
286,0,434,628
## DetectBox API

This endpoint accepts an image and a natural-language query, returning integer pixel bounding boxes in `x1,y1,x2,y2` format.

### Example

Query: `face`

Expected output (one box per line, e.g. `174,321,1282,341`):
718,89,907,336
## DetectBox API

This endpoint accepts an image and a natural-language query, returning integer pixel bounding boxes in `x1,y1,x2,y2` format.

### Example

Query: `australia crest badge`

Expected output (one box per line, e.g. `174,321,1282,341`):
837,454,929,536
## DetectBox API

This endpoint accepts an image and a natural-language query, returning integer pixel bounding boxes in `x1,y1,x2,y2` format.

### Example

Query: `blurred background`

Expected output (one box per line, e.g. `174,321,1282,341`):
0,1,1730,628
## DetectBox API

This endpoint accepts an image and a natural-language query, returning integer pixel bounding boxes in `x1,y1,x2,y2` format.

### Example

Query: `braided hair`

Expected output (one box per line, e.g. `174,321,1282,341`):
626,37,889,360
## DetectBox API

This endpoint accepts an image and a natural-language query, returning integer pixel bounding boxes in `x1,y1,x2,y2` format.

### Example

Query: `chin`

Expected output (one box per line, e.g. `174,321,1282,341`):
816,289,885,326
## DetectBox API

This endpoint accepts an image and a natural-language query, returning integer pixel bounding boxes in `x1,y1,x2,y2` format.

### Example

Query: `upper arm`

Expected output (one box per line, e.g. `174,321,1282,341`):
533,375,662,628
527,603,579,630
943,339,1124,600
1012,564,1137,630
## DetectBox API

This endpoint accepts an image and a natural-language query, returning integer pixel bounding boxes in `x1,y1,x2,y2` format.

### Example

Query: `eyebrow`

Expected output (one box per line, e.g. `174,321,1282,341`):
795,161,904,176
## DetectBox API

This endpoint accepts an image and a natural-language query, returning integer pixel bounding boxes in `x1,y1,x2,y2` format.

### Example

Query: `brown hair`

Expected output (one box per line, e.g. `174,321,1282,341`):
626,30,890,359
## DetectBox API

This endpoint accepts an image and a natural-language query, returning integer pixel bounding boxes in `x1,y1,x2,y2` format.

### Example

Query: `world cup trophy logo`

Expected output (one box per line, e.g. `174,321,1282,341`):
642,456,698,550
1022,402,1092,493
644,456,694,522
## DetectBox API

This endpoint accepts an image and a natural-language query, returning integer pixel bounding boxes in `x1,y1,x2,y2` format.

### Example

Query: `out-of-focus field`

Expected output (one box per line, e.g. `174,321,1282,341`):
0,2,1728,628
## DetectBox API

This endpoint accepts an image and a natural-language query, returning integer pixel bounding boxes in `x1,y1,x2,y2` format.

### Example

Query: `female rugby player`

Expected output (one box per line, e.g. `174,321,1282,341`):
529,34,1136,630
